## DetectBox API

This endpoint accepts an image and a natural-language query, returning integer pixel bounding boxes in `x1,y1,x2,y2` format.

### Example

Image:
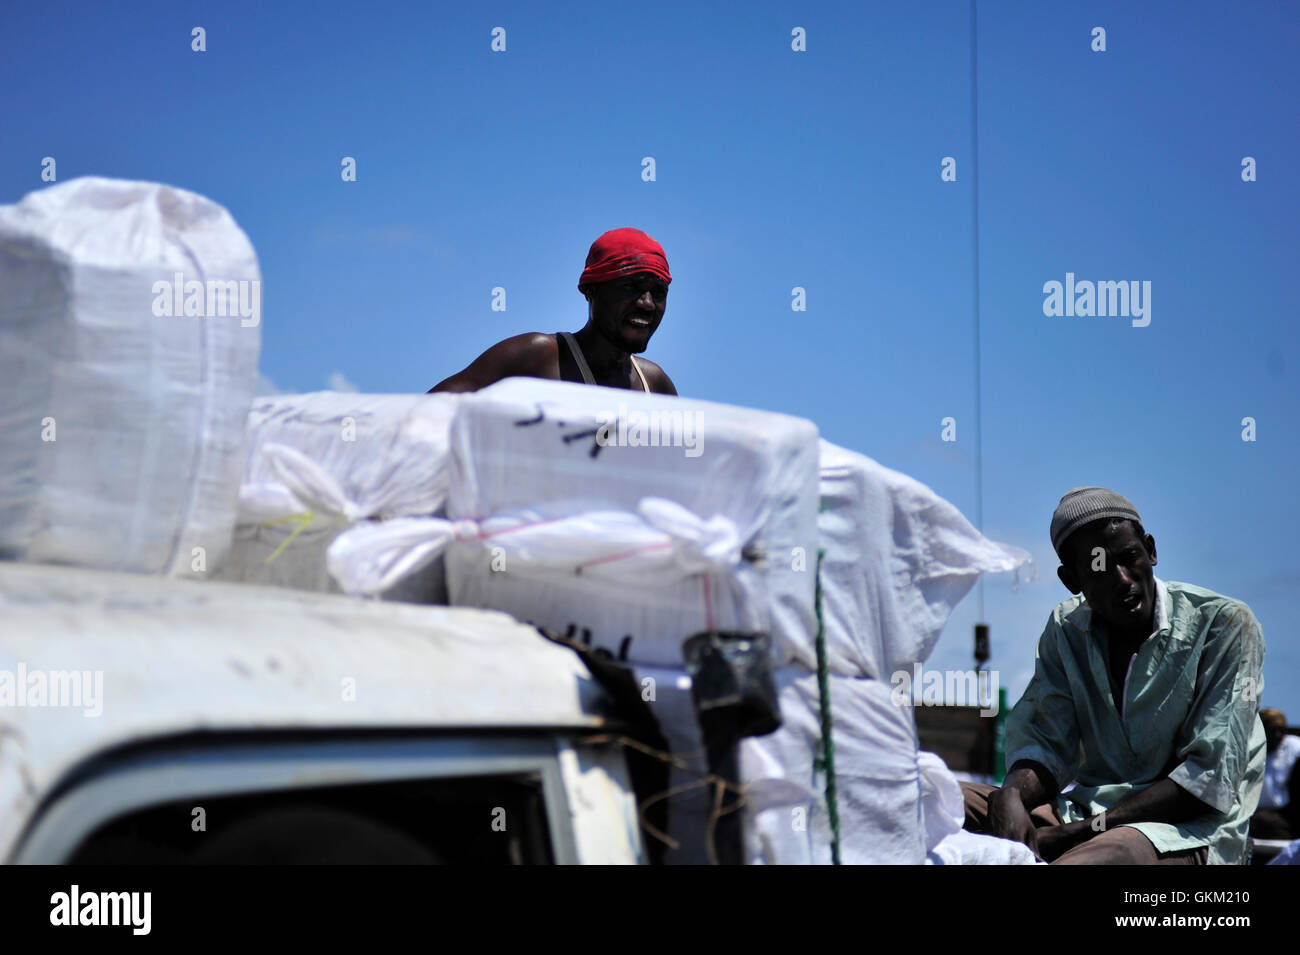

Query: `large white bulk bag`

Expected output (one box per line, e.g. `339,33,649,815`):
647,668,994,865
741,670,927,864
818,440,1030,678
441,499,760,668
0,177,261,575
442,378,821,670
216,391,460,602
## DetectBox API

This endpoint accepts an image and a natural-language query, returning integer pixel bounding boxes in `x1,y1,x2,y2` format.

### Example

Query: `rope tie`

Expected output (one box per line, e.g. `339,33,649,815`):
258,511,317,565
811,548,841,864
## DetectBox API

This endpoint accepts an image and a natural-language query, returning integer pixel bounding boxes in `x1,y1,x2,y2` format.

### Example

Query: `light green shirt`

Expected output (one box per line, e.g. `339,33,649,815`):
1007,578,1266,864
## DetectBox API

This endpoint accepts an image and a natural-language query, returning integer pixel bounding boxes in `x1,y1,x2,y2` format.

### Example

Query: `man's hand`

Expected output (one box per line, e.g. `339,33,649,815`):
1033,820,1092,862
985,759,1059,855
987,787,1040,856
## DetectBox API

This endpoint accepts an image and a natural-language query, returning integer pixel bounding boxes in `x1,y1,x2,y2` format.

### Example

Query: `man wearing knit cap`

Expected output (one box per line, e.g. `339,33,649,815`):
960,487,1266,864
428,228,677,394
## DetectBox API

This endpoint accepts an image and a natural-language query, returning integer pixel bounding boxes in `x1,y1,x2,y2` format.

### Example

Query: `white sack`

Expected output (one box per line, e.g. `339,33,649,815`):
340,494,743,585
740,670,927,865
927,829,1042,865
917,749,965,852
915,751,1043,864
216,391,459,602
818,440,1030,677
0,177,261,575
235,392,460,523
440,497,764,667
444,378,820,670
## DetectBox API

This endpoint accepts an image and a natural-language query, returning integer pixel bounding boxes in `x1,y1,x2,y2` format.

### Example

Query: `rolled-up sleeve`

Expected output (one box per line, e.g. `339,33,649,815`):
1168,602,1265,814
1006,618,1080,792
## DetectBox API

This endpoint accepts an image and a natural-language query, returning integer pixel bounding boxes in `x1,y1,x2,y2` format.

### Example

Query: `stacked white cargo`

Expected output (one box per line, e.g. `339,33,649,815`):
740,440,1030,864
742,672,928,864
216,392,461,603
812,440,1031,679
444,378,822,669
0,177,261,577
442,377,821,863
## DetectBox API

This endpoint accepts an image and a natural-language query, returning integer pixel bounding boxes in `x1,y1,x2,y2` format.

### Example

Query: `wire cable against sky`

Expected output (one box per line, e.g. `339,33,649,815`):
970,0,985,623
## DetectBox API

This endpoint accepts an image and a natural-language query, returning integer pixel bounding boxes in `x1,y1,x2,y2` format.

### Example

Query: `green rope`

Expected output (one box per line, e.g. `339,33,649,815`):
811,548,841,864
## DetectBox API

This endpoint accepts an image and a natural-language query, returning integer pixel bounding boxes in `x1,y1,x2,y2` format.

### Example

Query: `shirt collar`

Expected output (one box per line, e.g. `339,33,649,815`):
1148,577,1170,641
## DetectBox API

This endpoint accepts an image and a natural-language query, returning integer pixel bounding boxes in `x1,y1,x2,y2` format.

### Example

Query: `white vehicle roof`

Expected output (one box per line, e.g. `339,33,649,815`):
0,561,609,859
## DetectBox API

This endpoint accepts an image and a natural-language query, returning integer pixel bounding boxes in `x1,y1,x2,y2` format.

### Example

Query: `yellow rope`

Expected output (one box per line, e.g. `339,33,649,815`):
257,511,317,565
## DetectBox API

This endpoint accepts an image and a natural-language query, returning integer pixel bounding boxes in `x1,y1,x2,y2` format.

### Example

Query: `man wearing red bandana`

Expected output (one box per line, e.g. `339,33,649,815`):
429,228,677,394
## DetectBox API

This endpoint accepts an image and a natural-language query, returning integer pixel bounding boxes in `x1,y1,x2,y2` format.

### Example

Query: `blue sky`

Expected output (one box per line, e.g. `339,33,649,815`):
3,1,1297,716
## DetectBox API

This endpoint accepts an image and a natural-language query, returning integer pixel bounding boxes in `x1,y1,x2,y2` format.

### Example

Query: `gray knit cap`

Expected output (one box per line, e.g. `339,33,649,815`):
1050,486,1142,558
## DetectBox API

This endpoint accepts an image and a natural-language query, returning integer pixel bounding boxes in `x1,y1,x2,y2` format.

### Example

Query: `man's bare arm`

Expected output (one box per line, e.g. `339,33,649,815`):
1034,778,1214,861
985,759,1059,851
1090,777,1212,828
637,358,677,396
428,333,556,393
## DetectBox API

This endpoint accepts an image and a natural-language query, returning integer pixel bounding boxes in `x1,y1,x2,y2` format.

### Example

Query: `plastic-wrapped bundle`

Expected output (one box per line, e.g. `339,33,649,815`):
0,177,261,576
629,667,997,865
216,391,460,602
441,378,821,670
817,440,1030,677
740,444,1030,863
740,670,928,864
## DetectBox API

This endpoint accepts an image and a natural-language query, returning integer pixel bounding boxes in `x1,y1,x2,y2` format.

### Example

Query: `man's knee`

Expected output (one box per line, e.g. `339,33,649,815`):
1053,826,1156,864
1053,826,1204,865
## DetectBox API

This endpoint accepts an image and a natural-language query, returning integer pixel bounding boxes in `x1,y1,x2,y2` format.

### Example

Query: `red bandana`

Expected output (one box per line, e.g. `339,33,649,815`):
578,228,672,290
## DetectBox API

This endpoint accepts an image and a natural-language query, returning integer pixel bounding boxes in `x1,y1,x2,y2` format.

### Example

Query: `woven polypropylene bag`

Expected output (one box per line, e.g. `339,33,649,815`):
0,177,261,575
